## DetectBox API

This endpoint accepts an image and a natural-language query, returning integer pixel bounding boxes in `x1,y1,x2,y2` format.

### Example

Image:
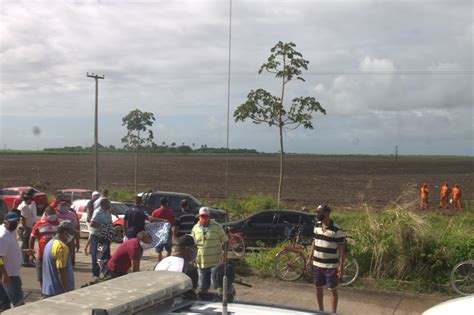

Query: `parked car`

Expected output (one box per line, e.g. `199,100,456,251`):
0,186,49,215
139,191,226,222
71,199,129,243
54,189,93,201
222,210,316,246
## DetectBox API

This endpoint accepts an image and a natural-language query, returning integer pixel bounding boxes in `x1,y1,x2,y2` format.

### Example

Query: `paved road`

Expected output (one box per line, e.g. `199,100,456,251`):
18,239,448,315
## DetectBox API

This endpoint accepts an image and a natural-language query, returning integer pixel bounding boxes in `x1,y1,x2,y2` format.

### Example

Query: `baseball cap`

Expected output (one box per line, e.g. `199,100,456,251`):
177,234,196,248
5,212,20,222
92,191,100,197
199,207,210,216
57,220,78,234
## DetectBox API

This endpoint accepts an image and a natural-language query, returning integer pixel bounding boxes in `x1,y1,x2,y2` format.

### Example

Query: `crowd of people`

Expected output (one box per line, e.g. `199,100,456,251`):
0,182,466,313
419,182,463,211
0,189,231,312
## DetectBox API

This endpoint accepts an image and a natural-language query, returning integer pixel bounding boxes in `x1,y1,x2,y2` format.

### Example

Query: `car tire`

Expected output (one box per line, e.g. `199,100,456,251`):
113,225,124,243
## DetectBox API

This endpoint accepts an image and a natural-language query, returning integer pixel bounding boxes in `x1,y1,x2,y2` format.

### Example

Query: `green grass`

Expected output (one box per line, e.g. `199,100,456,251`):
231,198,474,294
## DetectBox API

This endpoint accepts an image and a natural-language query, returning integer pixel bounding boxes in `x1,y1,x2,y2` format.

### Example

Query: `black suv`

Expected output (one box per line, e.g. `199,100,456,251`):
139,191,226,223
222,210,315,246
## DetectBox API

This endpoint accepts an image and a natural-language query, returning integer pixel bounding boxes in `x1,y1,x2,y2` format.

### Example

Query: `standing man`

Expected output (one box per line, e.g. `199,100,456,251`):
175,199,197,237
86,191,100,223
93,189,110,210
0,212,24,310
28,207,59,287
56,199,80,266
17,190,37,266
89,198,113,280
123,196,147,240
306,205,345,314
149,197,175,262
451,184,463,211
438,182,451,209
42,221,77,297
420,183,430,210
191,207,226,294
107,231,152,278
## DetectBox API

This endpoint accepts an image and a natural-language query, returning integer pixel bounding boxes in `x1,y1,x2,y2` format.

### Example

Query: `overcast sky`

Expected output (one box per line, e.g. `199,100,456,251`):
0,0,472,155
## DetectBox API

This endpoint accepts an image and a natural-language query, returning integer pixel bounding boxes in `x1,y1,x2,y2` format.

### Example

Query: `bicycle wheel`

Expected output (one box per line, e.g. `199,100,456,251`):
229,234,246,257
341,256,359,286
451,259,474,296
273,249,306,281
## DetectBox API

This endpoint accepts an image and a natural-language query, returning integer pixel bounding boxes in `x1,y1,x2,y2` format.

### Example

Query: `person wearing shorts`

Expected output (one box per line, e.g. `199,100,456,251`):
149,197,175,263
306,205,345,313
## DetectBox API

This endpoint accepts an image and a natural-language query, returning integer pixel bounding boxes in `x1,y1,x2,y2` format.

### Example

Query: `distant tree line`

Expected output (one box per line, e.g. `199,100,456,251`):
43,144,259,154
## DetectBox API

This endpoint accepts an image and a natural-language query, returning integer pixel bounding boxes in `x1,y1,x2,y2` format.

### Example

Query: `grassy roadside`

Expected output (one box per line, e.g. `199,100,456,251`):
215,195,473,295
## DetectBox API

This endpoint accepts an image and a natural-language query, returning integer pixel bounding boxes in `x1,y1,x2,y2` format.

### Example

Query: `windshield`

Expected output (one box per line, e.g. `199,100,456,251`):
111,203,129,215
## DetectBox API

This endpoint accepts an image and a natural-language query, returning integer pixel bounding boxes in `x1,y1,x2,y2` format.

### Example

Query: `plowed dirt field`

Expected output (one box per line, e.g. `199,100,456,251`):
1,154,472,209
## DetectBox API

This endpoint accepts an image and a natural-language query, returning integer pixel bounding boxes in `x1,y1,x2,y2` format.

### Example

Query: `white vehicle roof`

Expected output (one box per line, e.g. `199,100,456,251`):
422,296,474,315
3,271,192,315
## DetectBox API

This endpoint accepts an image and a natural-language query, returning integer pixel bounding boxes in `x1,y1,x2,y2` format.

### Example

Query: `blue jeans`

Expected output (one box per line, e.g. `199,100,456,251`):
198,266,216,292
90,235,111,277
0,276,24,309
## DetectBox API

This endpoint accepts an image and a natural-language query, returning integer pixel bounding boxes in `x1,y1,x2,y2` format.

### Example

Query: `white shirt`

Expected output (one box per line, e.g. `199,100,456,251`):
0,225,22,276
18,201,37,228
155,256,184,272
93,197,105,210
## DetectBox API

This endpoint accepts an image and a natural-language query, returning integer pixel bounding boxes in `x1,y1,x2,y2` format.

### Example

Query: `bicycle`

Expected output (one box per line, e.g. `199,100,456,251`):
226,228,246,258
450,259,473,295
273,224,359,286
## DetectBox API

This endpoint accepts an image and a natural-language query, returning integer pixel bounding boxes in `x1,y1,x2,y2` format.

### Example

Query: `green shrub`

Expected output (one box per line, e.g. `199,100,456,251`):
217,195,279,220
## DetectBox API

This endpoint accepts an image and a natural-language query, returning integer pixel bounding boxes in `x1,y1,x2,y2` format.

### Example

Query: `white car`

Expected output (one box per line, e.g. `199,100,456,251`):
71,199,129,243
423,296,474,315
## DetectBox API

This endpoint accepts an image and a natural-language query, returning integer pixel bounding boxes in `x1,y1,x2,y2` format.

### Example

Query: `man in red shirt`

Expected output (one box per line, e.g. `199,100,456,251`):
107,231,152,278
28,207,59,287
149,197,175,262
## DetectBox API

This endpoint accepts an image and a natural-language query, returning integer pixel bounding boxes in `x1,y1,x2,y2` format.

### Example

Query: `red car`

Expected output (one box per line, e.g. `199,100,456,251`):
54,189,94,201
0,186,49,215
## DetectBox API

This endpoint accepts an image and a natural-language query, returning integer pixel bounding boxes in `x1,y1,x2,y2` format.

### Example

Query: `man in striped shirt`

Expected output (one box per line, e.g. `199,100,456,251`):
306,205,345,313
191,207,226,293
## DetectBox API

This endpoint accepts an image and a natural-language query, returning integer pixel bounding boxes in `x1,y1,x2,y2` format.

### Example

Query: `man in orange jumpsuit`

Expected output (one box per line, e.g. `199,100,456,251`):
451,184,462,210
420,183,430,210
438,182,451,209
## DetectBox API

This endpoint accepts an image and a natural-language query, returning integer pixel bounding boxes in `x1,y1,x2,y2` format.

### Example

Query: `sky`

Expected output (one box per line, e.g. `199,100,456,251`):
0,0,472,155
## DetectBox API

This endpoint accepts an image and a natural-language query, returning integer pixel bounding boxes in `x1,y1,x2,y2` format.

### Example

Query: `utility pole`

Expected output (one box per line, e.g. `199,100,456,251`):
87,73,105,191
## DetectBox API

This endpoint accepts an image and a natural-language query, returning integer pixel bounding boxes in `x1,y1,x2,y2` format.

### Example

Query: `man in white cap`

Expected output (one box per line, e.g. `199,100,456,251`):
191,207,226,293
86,191,100,223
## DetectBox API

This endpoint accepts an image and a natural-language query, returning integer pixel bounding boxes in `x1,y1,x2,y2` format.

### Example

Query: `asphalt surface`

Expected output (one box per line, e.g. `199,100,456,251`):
17,239,449,315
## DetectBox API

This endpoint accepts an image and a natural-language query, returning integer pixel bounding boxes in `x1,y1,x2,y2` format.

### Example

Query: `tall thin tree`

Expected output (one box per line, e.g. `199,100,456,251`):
234,41,326,207
121,109,156,194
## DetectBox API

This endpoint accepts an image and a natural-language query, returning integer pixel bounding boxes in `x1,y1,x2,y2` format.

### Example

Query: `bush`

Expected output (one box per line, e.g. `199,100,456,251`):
217,194,279,220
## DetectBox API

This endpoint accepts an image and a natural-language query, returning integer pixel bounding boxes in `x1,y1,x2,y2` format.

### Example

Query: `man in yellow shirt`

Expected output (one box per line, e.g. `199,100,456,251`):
41,221,77,297
191,207,226,293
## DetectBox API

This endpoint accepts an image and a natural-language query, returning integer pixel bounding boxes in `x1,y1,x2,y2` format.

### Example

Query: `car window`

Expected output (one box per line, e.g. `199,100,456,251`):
249,212,276,224
168,197,181,210
63,192,73,199
187,195,202,208
276,213,301,225
111,203,129,215
0,190,18,196
146,194,162,208
82,192,93,199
